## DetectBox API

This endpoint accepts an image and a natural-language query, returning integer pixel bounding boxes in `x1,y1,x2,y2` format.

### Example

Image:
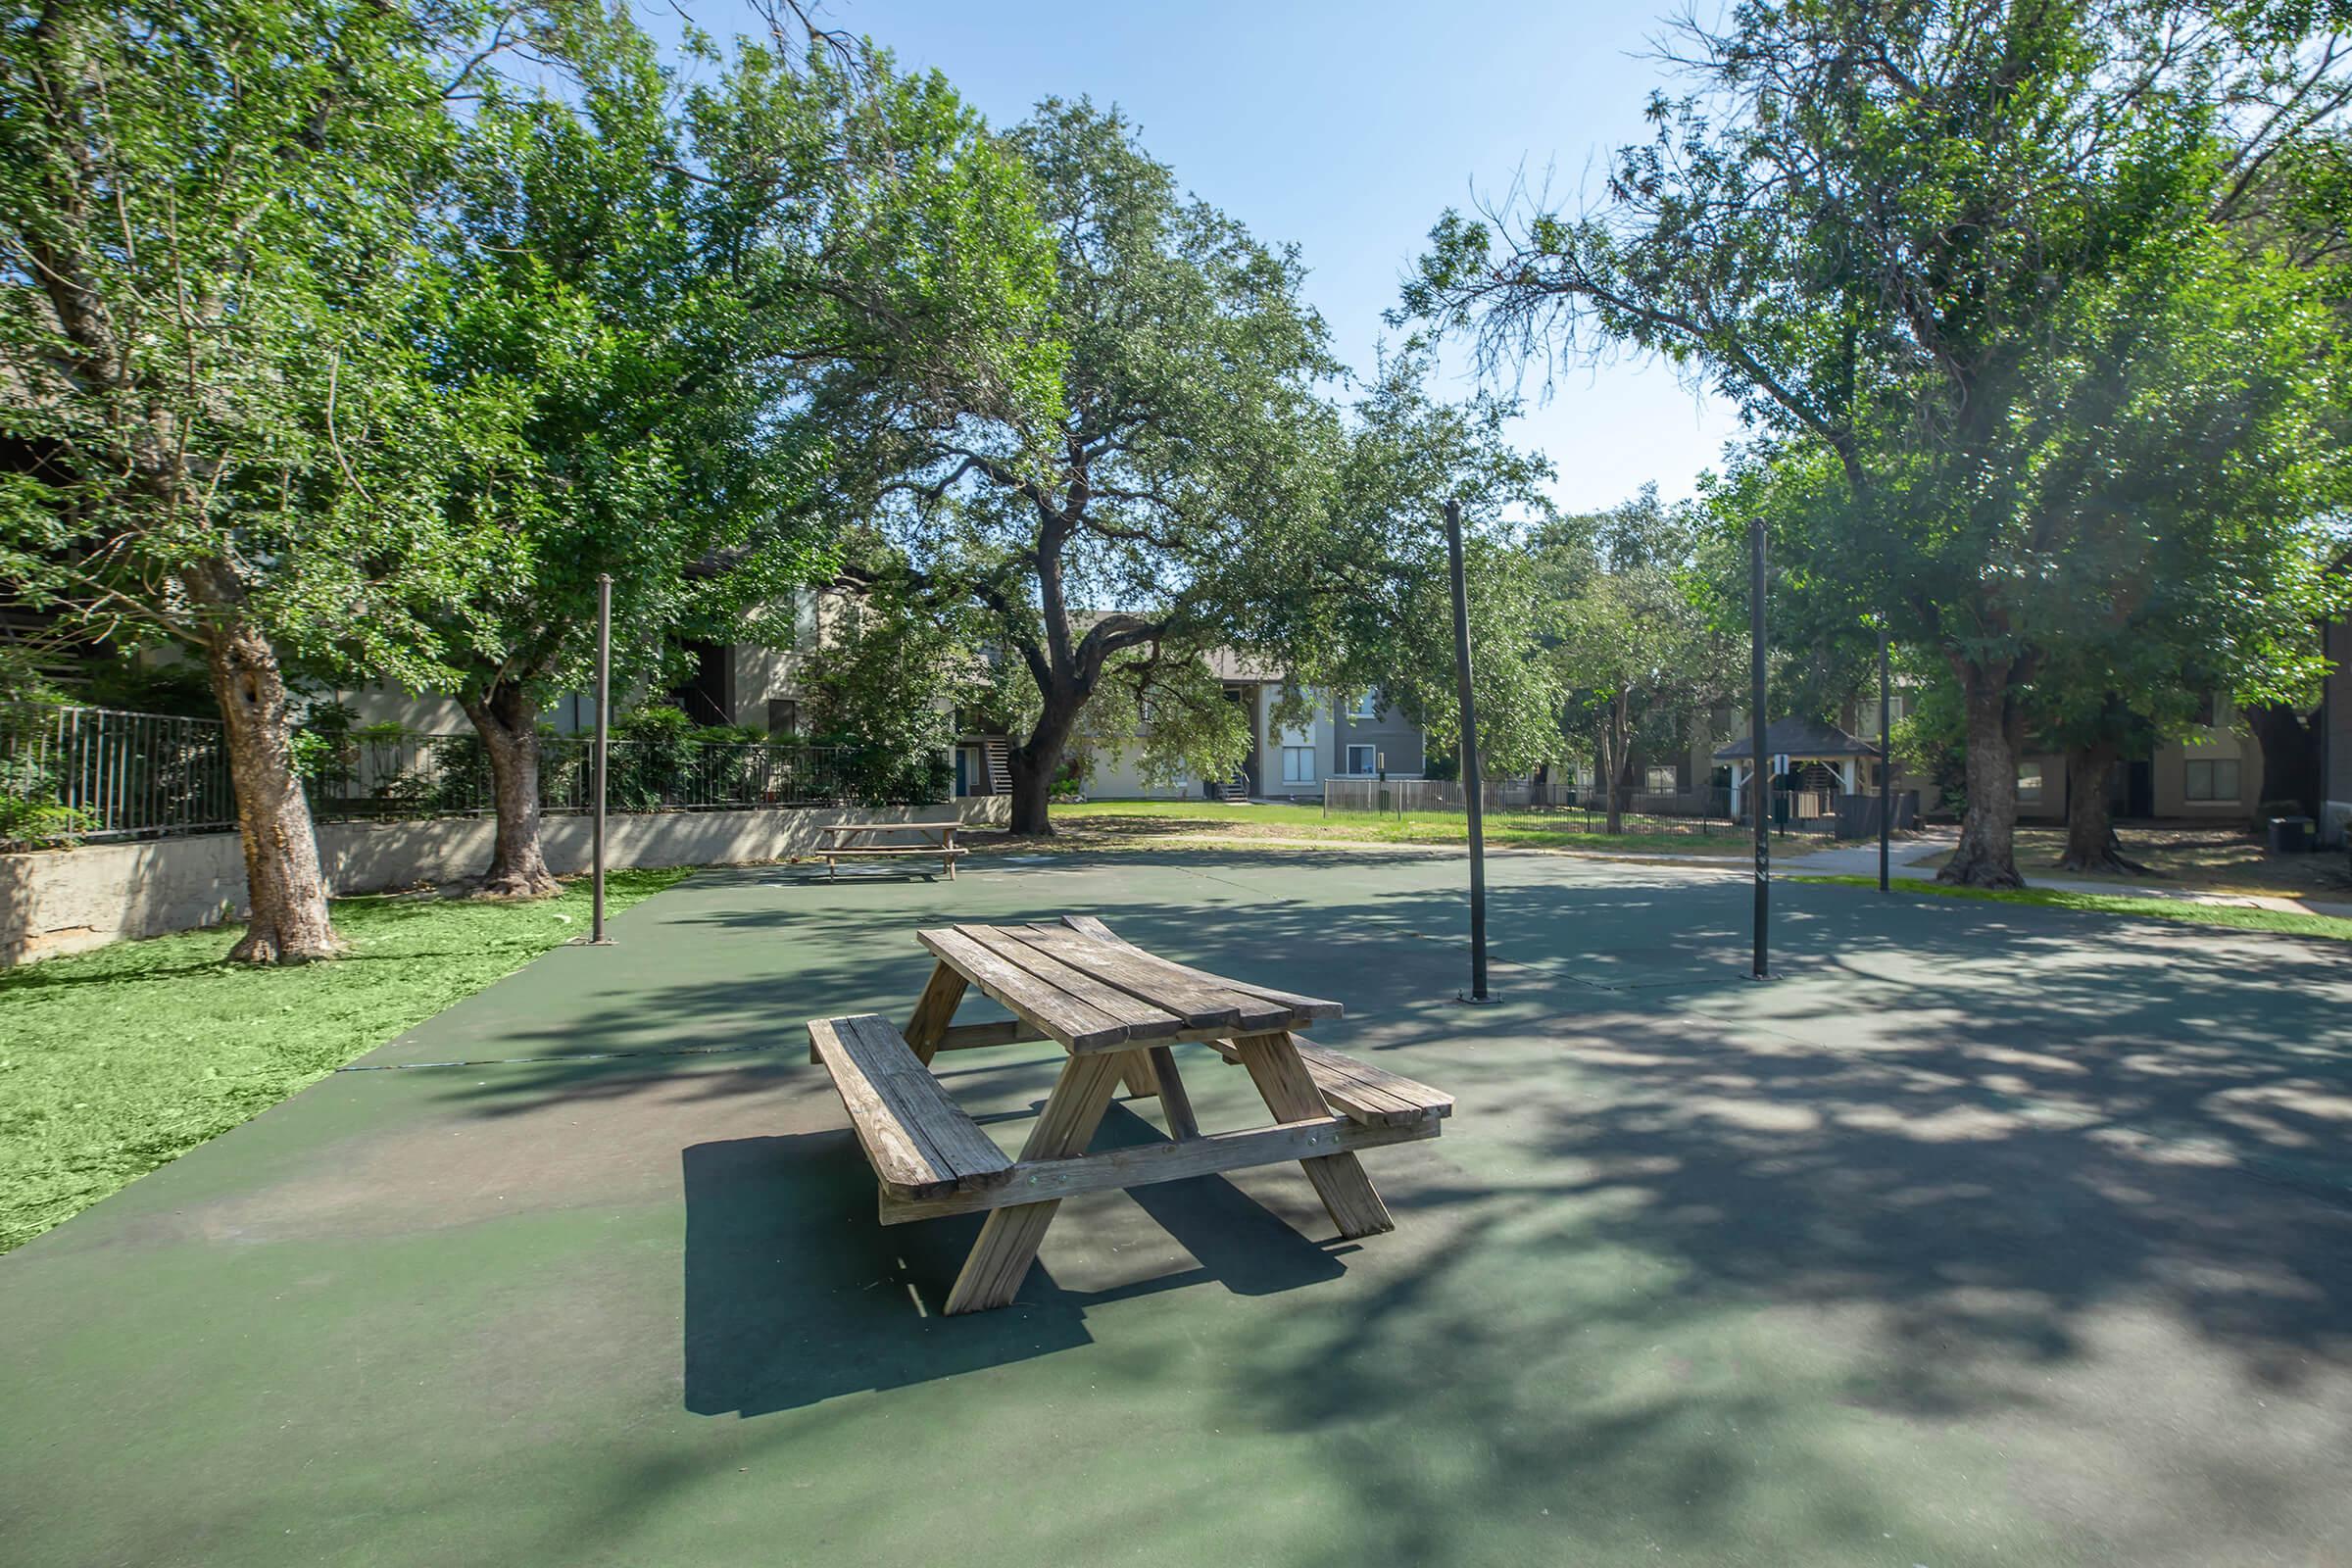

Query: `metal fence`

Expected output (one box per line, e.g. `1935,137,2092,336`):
0,704,236,843
305,732,939,819
1,703,949,848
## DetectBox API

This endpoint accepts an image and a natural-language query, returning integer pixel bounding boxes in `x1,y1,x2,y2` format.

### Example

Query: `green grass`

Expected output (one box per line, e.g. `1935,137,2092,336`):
1789,873,2352,942
1047,799,1776,856
0,868,690,1252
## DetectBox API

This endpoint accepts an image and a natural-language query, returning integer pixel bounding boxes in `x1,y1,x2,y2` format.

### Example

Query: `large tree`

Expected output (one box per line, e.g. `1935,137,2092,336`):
0,0,516,958
1536,490,1742,833
1309,352,1562,783
858,99,1344,834
428,9,1058,894
1402,0,2351,886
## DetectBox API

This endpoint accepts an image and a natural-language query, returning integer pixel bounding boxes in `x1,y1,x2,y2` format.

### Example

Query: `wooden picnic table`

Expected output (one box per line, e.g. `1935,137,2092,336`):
806,914,1451,1313
813,820,961,880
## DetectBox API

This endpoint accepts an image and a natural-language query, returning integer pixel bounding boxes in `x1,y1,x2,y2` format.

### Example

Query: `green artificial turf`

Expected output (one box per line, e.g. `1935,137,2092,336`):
1789,872,2352,942
0,868,690,1252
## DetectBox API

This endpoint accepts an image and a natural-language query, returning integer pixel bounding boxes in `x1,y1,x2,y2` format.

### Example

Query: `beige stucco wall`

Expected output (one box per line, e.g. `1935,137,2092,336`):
1081,742,1200,800
2152,723,2263,817
0,796,1006,965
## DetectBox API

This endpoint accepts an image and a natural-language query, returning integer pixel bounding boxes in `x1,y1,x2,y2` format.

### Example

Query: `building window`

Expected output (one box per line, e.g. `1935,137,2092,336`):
2017,762,2043,805
2185,758,2240,802
1346,744,1376,775
1348,689,1379,720
1281,746,1315,784
765,699,800,738
1643,764,1680,795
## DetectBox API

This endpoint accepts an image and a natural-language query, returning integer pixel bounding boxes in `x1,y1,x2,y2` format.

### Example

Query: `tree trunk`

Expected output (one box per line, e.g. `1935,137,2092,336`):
201,612,344,963
463,685,558,899
1007,695,1080,837
1938,660,2026,889
1602,697,1629,835
2056,743,2149,875
2244,702,2320,818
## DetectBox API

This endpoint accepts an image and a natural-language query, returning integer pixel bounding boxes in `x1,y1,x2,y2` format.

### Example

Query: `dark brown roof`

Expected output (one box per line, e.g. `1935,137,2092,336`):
1713,717,1884,762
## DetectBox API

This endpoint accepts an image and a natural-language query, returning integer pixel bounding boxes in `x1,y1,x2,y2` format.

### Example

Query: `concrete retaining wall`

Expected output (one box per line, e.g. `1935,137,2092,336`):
0,797,1007,964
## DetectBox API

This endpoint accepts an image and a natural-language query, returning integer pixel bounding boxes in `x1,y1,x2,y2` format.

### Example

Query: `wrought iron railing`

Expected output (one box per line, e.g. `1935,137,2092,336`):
0,704,236,845
0,704,950,848
304,732,946,819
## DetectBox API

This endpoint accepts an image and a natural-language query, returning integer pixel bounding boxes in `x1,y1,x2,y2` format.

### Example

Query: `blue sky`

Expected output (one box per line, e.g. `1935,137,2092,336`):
671,0,1744,514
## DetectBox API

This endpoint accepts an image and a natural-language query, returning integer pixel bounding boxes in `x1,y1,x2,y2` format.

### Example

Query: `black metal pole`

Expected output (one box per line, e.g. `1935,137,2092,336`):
1445,499,1489,1003
1878,621,1891,893
591,573,612,946
1749,518,1768,979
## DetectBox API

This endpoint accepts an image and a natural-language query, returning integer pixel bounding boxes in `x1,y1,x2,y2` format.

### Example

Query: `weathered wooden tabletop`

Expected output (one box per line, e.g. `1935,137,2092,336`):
911,915,1341,1054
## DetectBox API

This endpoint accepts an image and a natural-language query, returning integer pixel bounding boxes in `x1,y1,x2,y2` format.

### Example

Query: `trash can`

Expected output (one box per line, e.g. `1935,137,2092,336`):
2267,815,2314,853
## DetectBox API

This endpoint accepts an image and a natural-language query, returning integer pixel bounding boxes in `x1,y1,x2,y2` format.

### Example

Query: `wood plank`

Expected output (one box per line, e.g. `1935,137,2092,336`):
1058,914,1344,1019
1232,1031,1395,1239
943,1051,1127,1313
1147,1043,1200,1140
808,1015,1015,1200
1224,1036,1417,1124
880,1113,1438,1223
1119,1054,1160,1098
1006,924,1294,1034
819,846,965,856
902,960,968,1065
1200,1036,1451,1123
917,926,1133,1052
819,823,951,840
1292,1039,1453,1124
956,924,1185,1040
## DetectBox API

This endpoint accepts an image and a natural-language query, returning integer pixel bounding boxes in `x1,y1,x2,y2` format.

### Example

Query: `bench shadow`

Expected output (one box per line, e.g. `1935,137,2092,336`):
681,1105,1349,1418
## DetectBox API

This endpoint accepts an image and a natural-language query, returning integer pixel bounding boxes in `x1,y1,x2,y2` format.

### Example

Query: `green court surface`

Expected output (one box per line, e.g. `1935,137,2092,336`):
5,848,2350,1566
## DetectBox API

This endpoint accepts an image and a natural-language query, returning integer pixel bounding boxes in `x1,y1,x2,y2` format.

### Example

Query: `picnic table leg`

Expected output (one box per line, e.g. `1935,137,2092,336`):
944,1050,1127,1314
903,961,969,1066
1231,1031,1394,1239
1118,1054,1159,1098
1145,1045,1200,1140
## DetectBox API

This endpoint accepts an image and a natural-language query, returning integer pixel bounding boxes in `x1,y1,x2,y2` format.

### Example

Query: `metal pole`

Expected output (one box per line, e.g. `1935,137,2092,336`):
591,573,612,946
1878,620,1892,893
1749,518,1768,979
1445,499,1489,1003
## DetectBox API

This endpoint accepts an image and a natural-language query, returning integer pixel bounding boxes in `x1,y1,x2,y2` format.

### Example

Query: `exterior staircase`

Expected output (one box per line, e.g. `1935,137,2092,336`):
983,737,1012,796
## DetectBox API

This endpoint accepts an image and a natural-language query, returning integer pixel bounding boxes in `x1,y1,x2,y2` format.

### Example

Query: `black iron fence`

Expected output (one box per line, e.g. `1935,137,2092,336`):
0,704,237,845
0,704,950,849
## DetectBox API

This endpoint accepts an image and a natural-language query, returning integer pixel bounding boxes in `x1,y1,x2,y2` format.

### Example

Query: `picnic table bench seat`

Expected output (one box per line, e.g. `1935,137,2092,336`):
1204,1036,1452,1128
807,1014,1012,1201
813,822,963,880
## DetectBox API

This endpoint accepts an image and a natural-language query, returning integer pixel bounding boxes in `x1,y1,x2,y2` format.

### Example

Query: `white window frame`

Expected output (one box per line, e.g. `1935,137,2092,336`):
2017,762,2044,805
1281,746,1315,784
1345,744,1376,776
1643,764,1679,795
1348,690,1379,720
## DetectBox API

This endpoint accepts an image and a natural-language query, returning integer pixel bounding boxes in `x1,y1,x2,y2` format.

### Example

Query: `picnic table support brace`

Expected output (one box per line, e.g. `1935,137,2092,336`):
905,961,969,1065
1232,1031,1393,1238
943,1051,1127,1314
1146,1044,1200,1140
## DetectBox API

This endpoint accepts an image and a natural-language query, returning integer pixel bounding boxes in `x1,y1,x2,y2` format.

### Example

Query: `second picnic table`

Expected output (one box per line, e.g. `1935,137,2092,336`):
812,820,962,880
808,914,1452,1313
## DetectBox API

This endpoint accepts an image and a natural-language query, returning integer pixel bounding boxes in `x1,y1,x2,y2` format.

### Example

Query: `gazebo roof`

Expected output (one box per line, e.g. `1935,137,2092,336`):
1713,716,1885,763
